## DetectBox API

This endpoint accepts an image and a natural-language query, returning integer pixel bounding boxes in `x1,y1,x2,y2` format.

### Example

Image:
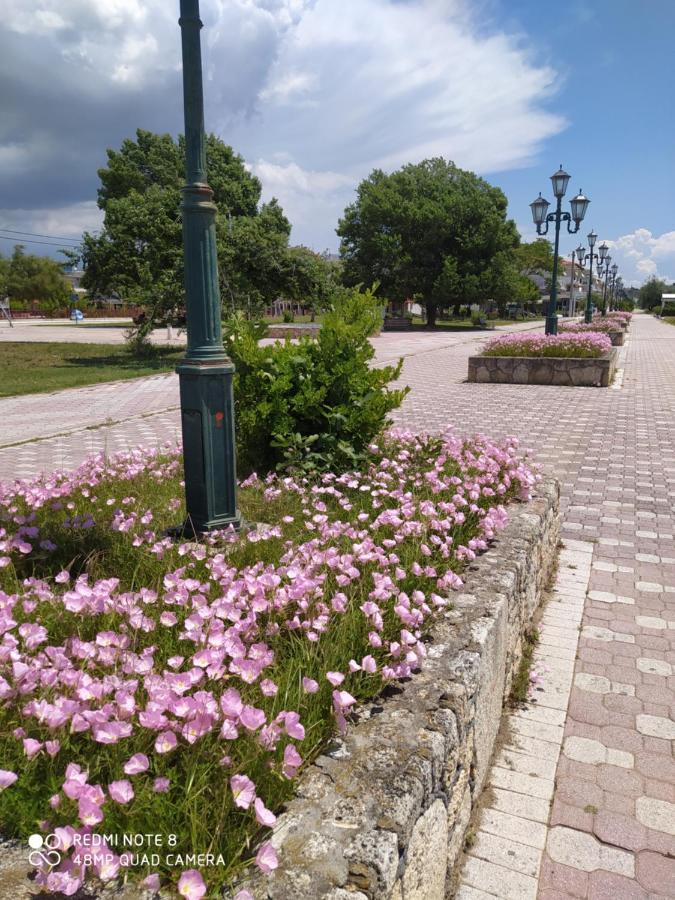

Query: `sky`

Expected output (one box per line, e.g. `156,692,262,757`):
1,0,673,287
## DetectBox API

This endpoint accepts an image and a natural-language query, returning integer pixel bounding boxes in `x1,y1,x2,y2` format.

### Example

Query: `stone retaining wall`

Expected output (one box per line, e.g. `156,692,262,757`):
468,349,617,387
267,324,321,339
233,479,560,900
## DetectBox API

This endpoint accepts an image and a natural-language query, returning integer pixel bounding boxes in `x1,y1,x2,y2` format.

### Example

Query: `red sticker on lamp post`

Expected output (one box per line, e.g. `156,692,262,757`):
214,411,224,427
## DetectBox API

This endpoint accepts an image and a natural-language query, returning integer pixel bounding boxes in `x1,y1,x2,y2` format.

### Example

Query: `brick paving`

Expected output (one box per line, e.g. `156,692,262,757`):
1,313,674,897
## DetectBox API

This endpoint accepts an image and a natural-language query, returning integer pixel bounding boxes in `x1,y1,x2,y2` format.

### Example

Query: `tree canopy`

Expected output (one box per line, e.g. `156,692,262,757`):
81,129,333,329
638,277,668,310
337,158,520,325
0,246,70,309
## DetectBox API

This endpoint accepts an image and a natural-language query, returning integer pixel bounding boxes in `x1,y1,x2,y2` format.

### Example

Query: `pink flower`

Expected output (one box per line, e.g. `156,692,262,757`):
177,869,207,900
254,797,277,827
155,730,177,753
153,777,170,793
282,744,302,779
260,679,278,696
23,738,43,759
0,770,17,790
239,705,266,731
108,780,134,804
326,671,344,686
123,753,149,775
302,677,319,694
78,796,104,825
230,774,256,809
234,892,254,900
142,874,161,891
255,841,279,874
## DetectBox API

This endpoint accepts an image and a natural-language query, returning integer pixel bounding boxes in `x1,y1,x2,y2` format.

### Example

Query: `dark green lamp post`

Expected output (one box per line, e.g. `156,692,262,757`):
530,167,589,335
609,263,619,310
577,230,607,324
175,0,240,535
599,249,611,316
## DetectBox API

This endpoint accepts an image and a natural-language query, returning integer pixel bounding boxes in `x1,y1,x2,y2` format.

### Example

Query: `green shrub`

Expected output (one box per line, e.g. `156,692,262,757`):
282,308,295,323
660,303,675,317
224,286,409,475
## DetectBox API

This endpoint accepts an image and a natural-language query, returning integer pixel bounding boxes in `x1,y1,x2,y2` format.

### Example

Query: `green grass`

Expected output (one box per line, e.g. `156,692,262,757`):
0,343,184,398
410,316,541,330
663,317,675,326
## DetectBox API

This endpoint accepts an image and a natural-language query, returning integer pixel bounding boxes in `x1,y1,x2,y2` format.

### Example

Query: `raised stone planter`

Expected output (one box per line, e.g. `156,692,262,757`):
267,323,321,339
232,480,560,900
468,349,618,387
608,330,625,346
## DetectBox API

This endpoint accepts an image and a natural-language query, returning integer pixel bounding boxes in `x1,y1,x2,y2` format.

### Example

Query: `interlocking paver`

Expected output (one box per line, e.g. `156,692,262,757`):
2,313,674,898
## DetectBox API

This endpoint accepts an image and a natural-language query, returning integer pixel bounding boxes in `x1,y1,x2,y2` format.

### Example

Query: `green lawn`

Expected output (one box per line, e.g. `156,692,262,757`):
410,316,542,330
663,317,675,326
0,343,184,398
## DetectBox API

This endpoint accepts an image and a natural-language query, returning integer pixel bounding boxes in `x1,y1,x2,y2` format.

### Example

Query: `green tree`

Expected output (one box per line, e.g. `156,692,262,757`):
4,246,70,310
281,246,339,319
337,158,519,326
514,239,554,278
638,277,667,310
81,129,289,333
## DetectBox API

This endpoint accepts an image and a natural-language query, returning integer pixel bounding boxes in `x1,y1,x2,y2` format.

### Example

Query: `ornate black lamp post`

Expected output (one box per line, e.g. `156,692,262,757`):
577,231,607,324
530,167,590,335
175,0,240,535
568,246,583,317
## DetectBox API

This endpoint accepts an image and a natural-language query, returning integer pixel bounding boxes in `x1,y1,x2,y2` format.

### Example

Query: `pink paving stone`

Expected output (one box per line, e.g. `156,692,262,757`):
603,792,636,816
568,692,612,727
550,798,594,833
644,778,675,803
592,810,648,852
557,776,604,810
538,855,589,898
636,685,675,705
587,870,647,900
636,851,675,895
596,765,645,798
602,694,644,716
634,752,675,780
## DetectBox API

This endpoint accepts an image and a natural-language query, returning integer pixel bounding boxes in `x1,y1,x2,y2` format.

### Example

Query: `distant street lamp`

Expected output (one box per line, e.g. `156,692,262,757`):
175,0,240,535
577,231,607,324
568,247,582,317
598,251,612,316
530,167,589,335
609,263,619,310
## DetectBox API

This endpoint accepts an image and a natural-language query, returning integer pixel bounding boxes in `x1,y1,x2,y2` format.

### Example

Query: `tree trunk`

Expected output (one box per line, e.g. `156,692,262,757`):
426,301,437,328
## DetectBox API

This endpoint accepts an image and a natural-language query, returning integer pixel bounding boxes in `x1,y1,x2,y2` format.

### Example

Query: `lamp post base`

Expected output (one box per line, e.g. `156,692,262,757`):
174,358,241,535
545,314,558,336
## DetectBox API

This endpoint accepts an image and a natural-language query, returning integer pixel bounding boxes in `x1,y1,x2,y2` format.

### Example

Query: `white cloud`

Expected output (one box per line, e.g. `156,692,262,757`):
0,0,566,251
606,229,675,287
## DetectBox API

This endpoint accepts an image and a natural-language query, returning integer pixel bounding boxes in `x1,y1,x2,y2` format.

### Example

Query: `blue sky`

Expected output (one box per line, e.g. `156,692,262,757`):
0,0,672,285
490,0,675,279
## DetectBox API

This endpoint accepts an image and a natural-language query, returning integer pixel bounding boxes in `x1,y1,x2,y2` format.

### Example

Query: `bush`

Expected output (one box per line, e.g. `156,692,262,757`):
281,309,295,323
660,304,675,317
482,332,612,359
224,286,409,475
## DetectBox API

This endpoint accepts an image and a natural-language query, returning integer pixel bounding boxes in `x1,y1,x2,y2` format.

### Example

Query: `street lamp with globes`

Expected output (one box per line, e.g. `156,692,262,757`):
577,232,608,324
530,166,590,335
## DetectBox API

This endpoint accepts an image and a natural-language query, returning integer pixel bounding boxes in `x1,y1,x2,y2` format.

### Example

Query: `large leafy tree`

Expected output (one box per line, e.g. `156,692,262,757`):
81,129,289,328
638,277,667,310
337,158,519,325
1,246,70,309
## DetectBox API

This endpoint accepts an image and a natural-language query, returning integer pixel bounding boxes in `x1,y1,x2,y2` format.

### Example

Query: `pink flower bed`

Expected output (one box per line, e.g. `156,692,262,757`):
0,433,536,896
482,331,612,358
559,320,619,334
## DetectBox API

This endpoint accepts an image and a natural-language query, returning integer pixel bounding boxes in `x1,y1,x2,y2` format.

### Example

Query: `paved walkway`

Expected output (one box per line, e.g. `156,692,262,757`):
1,314,673,897
0,322,541,481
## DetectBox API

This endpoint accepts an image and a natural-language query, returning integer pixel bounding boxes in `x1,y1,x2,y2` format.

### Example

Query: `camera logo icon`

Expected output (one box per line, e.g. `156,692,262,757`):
28,833,62,869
